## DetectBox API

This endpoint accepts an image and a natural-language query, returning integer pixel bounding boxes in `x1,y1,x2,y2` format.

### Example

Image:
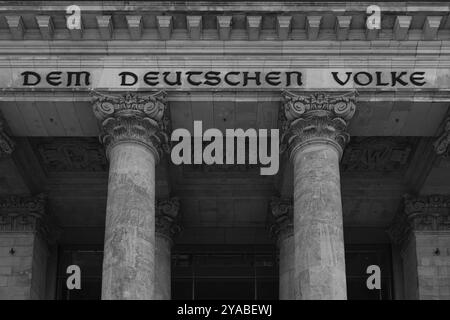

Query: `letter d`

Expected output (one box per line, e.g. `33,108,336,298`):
21,71,41,86
119,72,138,86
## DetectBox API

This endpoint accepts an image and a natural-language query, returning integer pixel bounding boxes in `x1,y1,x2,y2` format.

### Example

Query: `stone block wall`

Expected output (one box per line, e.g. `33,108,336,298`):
401,231,450,300
0,232,49,300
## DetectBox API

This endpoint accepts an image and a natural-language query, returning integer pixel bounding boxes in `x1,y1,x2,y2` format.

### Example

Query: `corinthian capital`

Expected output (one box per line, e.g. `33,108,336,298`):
91,91,170,162
0,193,59,244
389,194,450,245
0,115,15,158
270,198,293,242
280,91,357,158
156,198,181,241
433,117,450,158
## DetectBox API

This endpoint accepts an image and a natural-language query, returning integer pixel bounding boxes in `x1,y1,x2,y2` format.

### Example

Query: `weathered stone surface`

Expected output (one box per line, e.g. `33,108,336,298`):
279,234,294,300
155,235,171,300
292,144,347,299
101,143,157,300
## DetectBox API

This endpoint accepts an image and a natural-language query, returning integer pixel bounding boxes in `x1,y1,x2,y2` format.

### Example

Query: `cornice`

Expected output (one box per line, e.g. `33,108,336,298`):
0,40,448,57
0,2,449,12
0,3,449,42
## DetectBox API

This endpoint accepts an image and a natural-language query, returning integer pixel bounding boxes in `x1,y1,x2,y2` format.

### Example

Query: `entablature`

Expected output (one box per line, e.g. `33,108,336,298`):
0,1,450,44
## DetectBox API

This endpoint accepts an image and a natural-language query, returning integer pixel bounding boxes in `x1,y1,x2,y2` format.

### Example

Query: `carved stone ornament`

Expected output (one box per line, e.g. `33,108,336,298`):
280,91,357,158
91,91,170,162
433,117,450,158
0,116,15,158
156,197,181,241
0,193,59,243
341,137,416,172
31,137,107,173
270,198,293,241
389,194,450,245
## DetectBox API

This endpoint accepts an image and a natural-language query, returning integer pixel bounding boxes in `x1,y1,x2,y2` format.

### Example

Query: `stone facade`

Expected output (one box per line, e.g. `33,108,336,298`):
0,0,450,301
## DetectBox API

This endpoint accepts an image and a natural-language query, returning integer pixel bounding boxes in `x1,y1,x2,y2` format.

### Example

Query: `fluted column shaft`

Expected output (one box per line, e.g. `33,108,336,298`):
281,91,356,300
92,91,169,300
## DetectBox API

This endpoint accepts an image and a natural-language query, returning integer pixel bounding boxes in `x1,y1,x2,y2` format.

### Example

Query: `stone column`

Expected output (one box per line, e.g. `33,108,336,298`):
155,198,180,300
92,91,169,300
389,195,450,300
280,91,357,300
0,194,58,300
270,198,294,300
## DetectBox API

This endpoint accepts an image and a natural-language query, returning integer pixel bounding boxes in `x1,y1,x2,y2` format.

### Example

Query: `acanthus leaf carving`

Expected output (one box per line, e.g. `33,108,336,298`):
91,91,170,162
156,197,181,241
270,197,293,241
280,91,357,158
433,117,450,158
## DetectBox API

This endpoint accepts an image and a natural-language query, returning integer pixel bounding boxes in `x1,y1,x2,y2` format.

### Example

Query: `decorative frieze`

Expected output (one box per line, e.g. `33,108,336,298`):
156,198,181,241
270,198,293,241
433,117,450,158
0,194,58,242
280,91,357,158
389,194,450,245
91,91,170,162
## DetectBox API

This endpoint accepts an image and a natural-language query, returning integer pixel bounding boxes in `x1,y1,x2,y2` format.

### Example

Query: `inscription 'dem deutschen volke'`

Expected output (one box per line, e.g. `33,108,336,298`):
19,70,427,88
